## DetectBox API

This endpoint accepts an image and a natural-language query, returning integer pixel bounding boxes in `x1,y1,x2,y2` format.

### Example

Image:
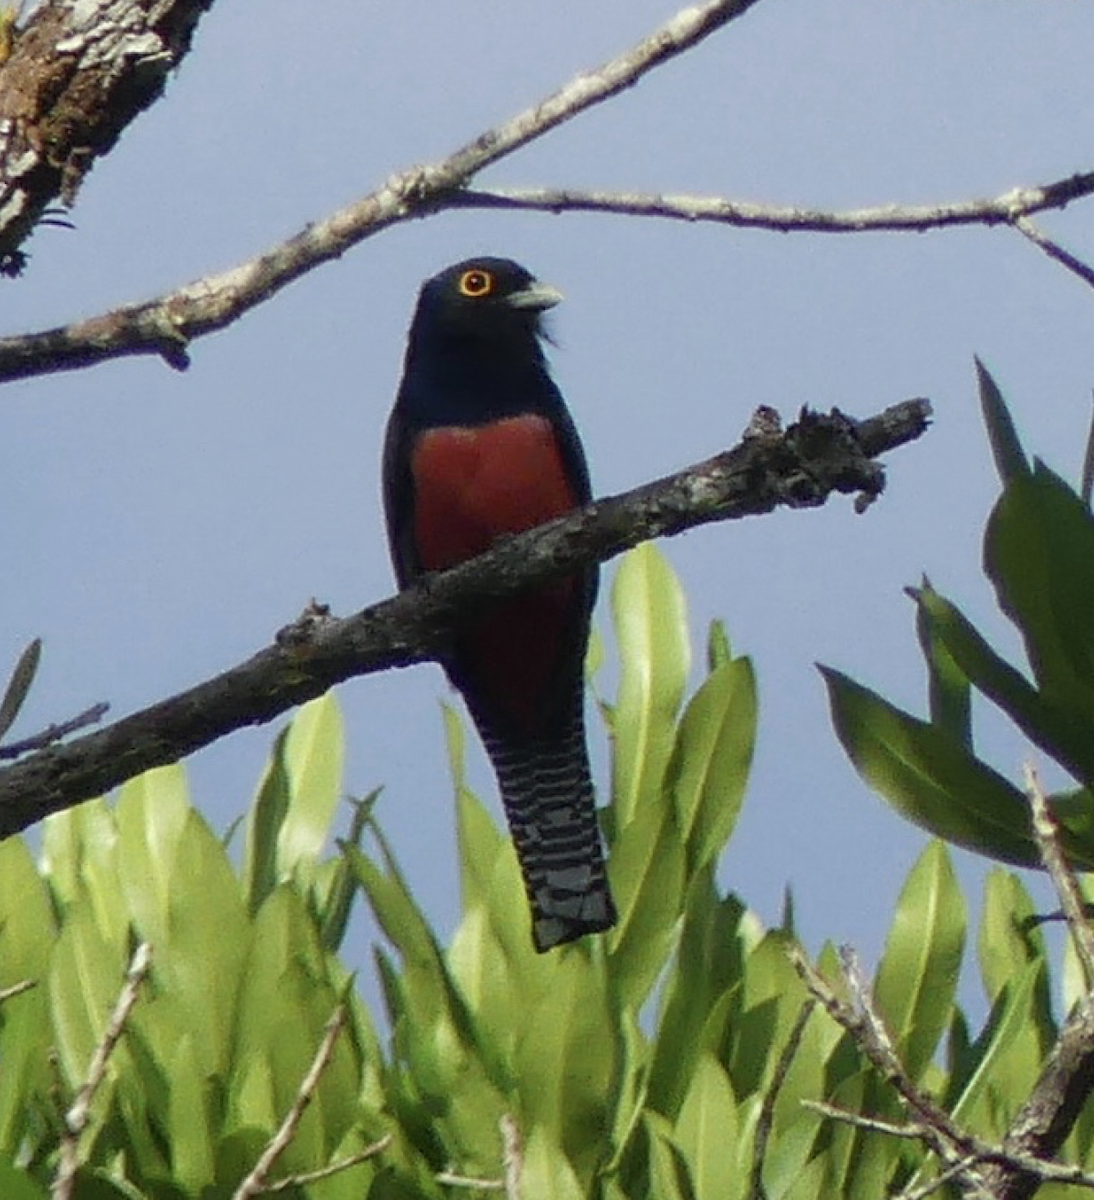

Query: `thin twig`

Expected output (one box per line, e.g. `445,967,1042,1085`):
790,946,991,1197
435,1170,505,1191
750,998,816,1200
1025,762,1094,988
0,701,109,760
800,1100,925,1140
1013,217,1094,294
896,1157,985,1200
51,942,152,1200
230,1005,348,1200
0,0,764,384
262,1136,392,1194
0,977,35,1003
500,1115,522,1200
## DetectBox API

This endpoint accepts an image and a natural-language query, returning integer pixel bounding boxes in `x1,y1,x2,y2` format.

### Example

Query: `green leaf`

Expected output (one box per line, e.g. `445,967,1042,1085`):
158,810,248,1077
985,463,1094,721
316,791,375,953
0,637,41,743
244,725,291,916
944,962,1045,1140
522,1126,587,1200
516,952,616,1167
914,581,971,746
276,693,344,886
914,583,1094,794
668,657,756,876
822,666,1053,868
607,794,686,1010
706,620,732,673
165,1033,214,1193
611,544,691,828
115,764,191,950
874,842,965,1079
1082,393,1094,507
0,1157,48,1200
673,1055,737,1200
976,358,1029,484
977,869,1052,1018
48,901,126,1086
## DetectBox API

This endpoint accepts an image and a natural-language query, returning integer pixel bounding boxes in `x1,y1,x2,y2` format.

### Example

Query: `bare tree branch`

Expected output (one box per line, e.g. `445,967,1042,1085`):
452,173,1094,233
0,398,930,838
0,701,110,760
0,0,764,382
0,0,216,270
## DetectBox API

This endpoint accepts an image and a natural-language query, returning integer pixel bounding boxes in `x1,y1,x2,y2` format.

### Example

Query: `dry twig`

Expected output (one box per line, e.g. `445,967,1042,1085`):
230,1005,349,1200
51,942,152,1200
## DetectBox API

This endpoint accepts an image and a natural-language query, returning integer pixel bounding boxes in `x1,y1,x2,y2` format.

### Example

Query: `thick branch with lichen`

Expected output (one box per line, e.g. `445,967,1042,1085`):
0,398,929,837
0,0,216,272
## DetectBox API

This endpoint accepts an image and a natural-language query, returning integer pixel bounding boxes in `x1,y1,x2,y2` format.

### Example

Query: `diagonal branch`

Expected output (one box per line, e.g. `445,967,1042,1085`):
0,398,930,837
0,0,765,382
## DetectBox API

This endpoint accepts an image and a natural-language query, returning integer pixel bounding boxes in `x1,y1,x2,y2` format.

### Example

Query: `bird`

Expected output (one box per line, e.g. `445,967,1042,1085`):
382,257,617,952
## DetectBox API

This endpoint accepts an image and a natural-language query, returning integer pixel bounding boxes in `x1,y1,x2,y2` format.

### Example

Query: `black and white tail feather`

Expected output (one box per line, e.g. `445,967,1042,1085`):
479,687,616,952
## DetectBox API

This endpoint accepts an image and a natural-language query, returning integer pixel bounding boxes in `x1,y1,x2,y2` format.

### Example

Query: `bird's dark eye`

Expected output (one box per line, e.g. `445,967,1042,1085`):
458,269,494,298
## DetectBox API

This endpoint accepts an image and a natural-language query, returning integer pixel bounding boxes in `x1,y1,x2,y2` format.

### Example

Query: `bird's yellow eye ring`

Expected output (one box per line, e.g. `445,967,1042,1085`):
458,268,494,298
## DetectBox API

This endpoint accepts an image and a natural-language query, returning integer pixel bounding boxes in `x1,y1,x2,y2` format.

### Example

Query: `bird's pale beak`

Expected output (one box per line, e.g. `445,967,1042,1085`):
506,281,563,312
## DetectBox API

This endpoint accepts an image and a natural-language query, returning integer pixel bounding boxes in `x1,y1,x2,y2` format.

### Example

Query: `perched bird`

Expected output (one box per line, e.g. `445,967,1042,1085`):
383,257,617,952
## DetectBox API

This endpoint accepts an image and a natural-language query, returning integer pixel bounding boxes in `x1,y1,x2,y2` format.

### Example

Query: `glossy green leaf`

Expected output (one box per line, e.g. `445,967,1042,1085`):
607,795,686,1010
914,581,971,746
115,763,190,950
1083,394,1094,507
668,656,756,876
977,869,1051,1022
648,876,748,1118
706,620,732,672
822,666,1061,869
517,953,616,1166
0,836,54,982
674,1054,737,1200
48,900,126,1086
986,463,1094,717
640,1112,692,1200
611,544,691,828
0,636,41,743
158,810,248,1077
976,358,1029,485
945,962,1044,1136
447,705,506,917
914,583,1094,794
874,842,965,1079
244,725,290,916
165,1033,214,1193
316,790,375,953
0,1157,47,1200
276,693,344,886
522,1126,587,1200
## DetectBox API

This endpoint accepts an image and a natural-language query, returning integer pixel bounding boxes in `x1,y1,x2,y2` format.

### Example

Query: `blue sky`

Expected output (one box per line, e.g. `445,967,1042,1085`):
5,0,1094,996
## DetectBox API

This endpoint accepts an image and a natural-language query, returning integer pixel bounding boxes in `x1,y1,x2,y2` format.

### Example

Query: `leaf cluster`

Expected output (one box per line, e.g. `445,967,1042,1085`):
0,539,1085,1198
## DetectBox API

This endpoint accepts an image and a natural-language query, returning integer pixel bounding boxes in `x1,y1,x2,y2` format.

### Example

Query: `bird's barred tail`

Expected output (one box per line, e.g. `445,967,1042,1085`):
483,706,616,953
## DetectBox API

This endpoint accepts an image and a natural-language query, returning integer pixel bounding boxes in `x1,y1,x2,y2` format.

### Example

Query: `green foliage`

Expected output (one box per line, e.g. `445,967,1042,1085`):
0,541,1086,1196
824,363,1094,870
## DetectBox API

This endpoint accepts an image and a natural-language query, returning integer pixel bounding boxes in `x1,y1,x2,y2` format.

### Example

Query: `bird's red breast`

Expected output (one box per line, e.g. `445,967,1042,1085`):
410,414,579,567
410,413,582,733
